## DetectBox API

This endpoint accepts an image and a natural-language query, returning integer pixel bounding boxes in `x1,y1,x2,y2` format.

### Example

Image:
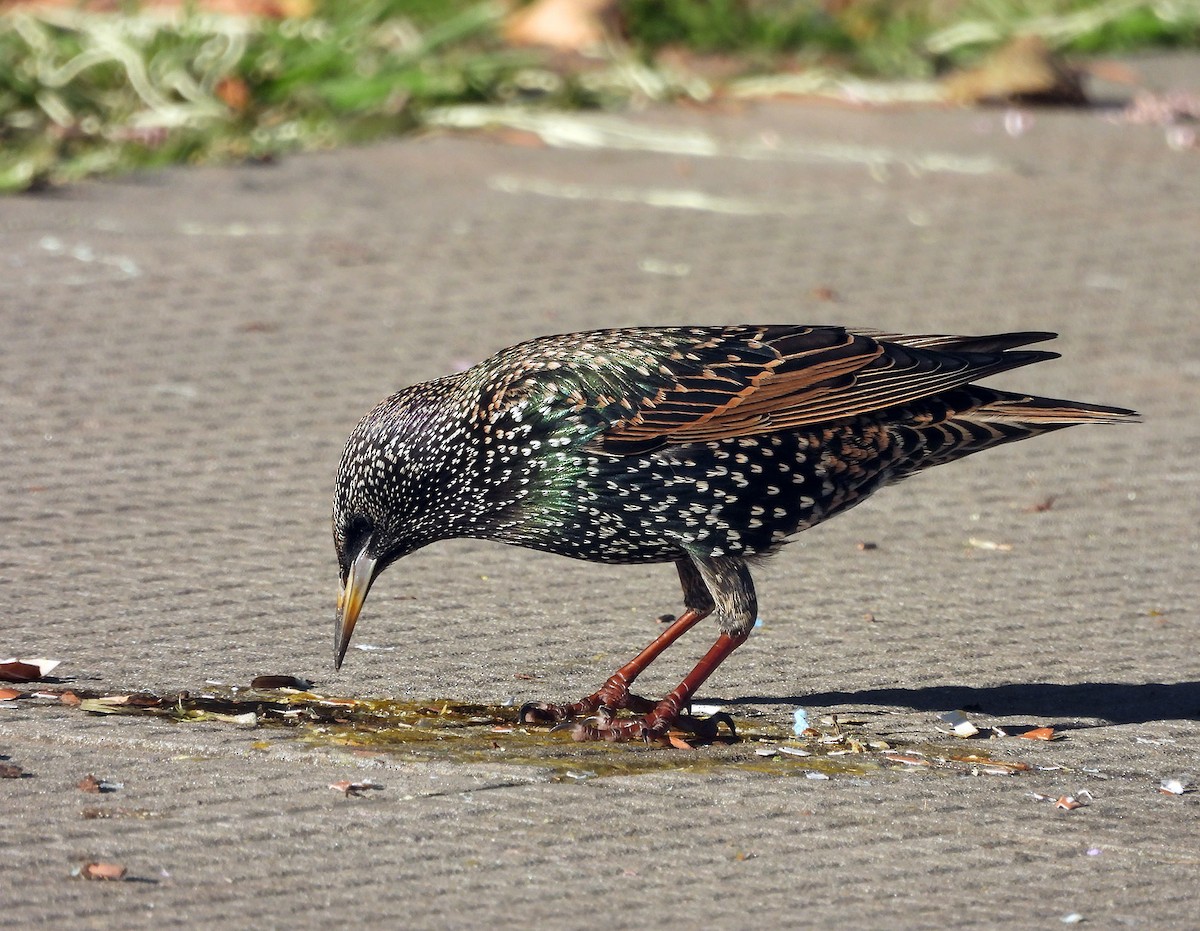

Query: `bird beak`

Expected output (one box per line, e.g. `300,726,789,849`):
335,548,378,670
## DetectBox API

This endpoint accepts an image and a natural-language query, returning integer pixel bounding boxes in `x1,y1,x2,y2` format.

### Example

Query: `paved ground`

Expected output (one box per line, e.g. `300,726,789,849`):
2,53,1198,929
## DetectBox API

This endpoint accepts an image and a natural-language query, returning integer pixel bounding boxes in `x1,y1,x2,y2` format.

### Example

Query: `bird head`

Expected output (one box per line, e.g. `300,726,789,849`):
331,380,465,670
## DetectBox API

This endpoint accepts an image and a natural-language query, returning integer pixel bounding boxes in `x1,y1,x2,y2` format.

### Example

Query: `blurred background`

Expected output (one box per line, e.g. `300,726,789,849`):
1,0,1197,192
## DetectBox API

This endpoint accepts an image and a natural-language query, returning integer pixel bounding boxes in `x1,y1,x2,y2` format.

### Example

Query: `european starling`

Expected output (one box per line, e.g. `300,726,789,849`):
332,326,1136,741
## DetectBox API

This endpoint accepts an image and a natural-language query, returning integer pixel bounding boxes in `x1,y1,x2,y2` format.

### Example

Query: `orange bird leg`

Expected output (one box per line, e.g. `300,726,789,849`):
569,629,749,742
519,607,708,725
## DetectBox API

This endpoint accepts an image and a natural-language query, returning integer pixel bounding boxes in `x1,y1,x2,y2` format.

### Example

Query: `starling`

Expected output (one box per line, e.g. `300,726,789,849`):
332,326,1136,742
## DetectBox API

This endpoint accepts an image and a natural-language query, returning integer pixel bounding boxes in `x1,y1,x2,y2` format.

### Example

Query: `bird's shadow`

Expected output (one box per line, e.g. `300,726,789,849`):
732,681,1200,726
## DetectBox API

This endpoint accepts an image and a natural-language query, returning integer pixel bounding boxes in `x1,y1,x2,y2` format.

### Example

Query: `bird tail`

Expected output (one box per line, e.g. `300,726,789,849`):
967,392,1140,426
887,386,1139,478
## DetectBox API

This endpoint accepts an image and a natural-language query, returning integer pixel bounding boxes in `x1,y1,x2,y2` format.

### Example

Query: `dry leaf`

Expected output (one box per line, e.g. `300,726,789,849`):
78,774,102,794
59,691,81,706
668,732,696,750
0,687,20,701
1055,795,1083,810
1019,727,1058,741
1,762,27,778
78,862,127,881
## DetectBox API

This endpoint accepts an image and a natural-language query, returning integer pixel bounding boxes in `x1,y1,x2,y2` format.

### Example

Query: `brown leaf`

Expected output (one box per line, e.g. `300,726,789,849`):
668,732,696,750
1023,496,1057,513
1,762,27,778
59,691,81,706
1055,795,1083,810
1018,727,1057,741
79,862,127,881
0,687,20,701
78,774,102,794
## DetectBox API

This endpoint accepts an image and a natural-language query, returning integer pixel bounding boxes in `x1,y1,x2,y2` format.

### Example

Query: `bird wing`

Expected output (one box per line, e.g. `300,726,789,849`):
592,325,1059,455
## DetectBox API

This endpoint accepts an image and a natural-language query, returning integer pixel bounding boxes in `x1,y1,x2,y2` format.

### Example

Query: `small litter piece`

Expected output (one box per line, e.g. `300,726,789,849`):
792,708,809,735
0,688,20,701
805,772,830,781
329,780,384,798
939,710,981,738
0,658,61,682
754,746,778,757
1,762,27,778
1061,914,1085,925
967,537,1013,552
777,745,812,758
74,862,127,881
885,753,932,767
1033,792,1085,810
1159,777,1192,796
1018,726,1058,741
250,675,313,691
77,774,122,794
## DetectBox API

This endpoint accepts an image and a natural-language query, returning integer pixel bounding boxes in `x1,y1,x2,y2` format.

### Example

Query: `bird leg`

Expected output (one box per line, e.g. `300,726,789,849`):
568,553,757,743
569,629,750,742
519,559,714,725
518,606,708,724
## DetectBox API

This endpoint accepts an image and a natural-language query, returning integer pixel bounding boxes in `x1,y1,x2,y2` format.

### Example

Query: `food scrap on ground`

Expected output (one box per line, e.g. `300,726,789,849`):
77,774,122,793
74,862,127,881
329,780,384,797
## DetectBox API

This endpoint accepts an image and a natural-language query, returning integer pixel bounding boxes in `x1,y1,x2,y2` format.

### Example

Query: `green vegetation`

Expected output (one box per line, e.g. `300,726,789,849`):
1,0,1196,192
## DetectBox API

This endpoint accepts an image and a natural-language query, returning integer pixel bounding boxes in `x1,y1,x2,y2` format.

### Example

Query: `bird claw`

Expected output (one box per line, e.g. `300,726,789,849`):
567,710,739,745
517,686,656,726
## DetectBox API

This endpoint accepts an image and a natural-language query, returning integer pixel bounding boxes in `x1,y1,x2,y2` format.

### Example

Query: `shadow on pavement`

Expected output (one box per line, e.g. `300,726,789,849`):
736,681,1200,724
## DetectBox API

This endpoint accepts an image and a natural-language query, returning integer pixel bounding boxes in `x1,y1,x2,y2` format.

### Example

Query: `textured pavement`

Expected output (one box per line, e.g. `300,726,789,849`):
3,54,1199,928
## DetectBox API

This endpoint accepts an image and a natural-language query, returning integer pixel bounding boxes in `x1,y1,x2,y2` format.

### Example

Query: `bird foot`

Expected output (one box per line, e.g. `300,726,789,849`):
568,709,738,745
518,675,656,725
518,691,657,729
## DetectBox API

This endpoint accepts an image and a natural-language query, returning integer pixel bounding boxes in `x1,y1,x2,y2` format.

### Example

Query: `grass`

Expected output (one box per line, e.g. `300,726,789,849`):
0,0,1197,192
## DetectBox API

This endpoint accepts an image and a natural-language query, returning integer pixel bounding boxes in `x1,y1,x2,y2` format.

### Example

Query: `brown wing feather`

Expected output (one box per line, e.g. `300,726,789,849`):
597,326,1060,455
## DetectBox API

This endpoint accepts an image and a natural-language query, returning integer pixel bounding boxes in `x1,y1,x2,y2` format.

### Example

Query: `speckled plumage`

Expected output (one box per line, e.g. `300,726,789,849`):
331,325,1137,742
